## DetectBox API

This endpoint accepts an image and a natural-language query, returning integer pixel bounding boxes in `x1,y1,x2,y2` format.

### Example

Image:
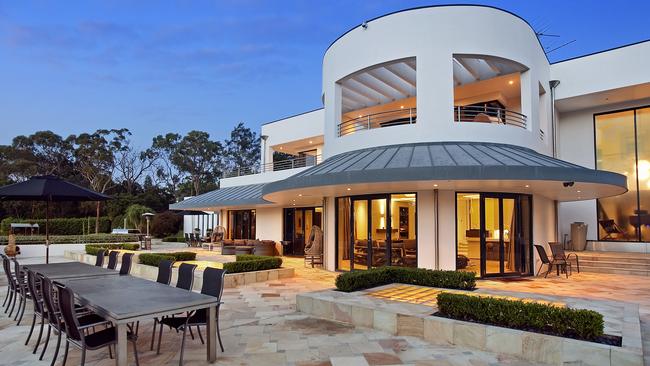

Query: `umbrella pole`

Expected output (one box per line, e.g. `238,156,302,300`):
46,198,50,264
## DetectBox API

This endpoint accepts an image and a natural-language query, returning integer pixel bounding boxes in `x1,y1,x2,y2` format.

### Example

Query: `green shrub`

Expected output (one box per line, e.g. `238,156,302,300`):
162,235,184,242
138,251,197,267
335,267,476,292
85,243,140,255
1,216,112,235
139,253,176,267
436,292,604,341
223,255,282,273
0,234,139,245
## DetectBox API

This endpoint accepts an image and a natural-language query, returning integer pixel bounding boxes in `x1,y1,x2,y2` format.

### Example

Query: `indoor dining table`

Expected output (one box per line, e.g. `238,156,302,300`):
62,274,220,366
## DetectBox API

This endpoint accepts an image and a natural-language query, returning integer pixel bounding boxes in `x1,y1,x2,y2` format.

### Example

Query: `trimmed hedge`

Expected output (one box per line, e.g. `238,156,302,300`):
223,255,282,273
437,292,604,341
85,243,140,255
335,267,476,292
1,216,112,235
138,251,197,267
1,234,140,245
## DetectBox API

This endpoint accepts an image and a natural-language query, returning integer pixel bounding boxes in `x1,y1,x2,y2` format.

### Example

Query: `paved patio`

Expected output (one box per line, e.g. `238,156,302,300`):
1,250,649,365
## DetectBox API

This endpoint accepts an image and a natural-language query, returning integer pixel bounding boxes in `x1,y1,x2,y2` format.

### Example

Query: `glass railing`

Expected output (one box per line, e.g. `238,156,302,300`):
224,154,322,178
338,108,417,137
453,105,527,129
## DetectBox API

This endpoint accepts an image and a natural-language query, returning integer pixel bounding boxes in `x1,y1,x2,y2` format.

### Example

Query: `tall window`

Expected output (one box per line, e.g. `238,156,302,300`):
228,210,256,239
595,107,650,241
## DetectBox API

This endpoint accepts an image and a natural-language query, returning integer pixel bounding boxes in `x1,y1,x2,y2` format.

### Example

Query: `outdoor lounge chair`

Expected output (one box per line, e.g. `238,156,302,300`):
534,244,571,278
599,219,629,239
156,267,226,366
55,283,140,366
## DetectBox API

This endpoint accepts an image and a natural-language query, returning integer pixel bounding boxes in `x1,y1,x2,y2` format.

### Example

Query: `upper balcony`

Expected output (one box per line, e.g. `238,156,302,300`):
224,153,322,178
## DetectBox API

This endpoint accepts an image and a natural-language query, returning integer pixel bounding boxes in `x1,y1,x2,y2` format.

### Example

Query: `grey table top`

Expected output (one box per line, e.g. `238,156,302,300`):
21,262,119,280
64,275,220,323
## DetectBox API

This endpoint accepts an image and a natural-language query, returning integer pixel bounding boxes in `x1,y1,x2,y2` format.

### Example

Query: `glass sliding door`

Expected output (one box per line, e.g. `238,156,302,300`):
337,193,417,271
228,210,256,239
456,193,532,277
636,108,650,241
283,207,322,256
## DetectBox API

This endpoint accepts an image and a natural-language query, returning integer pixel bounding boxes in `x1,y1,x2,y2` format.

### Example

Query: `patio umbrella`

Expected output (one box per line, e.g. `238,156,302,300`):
0,175,111,263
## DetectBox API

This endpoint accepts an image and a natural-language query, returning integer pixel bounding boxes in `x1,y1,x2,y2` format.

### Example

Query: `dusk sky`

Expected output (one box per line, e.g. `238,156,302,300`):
1,0,648,148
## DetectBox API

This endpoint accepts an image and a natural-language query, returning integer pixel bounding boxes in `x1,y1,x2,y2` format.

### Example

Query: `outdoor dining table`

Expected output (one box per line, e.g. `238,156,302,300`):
21,261,120,280
62,274,221,366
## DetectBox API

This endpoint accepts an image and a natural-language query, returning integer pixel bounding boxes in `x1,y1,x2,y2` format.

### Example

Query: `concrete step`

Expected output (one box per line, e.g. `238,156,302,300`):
576,255,650,265
579,259,650,270
578,265,650,276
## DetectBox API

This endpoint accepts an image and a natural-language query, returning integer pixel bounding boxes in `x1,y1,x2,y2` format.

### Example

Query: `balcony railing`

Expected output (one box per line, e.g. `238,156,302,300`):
453,105,527,129
224,154,322,178
338,108,417,137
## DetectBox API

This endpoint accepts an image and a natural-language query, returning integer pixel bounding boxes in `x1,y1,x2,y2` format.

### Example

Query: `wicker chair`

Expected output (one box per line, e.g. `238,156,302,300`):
304,226,324,268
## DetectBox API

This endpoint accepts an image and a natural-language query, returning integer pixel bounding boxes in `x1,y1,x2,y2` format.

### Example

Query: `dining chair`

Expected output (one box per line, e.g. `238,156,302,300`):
24,270,46,353
106,251,119,270
39,274,109,366
1,254,17,313
56,283,140,366
119,253,134,275
150,262,197,351
535,244,571,278
148,259,175,350
12,258,30,323
157,267,227,365
549,242,580,273
94,250,107,267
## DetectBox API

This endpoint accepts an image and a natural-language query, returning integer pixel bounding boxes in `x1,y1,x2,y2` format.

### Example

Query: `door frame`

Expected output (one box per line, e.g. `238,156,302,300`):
350,194,391,270
456,192,533,278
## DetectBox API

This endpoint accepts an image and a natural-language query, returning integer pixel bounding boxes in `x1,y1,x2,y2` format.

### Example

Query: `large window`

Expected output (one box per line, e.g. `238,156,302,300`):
228,210,256,240
336,193,417,271
595,107,650,242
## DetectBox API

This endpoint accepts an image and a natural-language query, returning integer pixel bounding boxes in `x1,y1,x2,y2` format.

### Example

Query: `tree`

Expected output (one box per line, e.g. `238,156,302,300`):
150,133,185,199
151,211,182,238
11,131,74,178
224,123,260,174
114,140,157,195
124,204,153,232
73,128,129,233
171,131,223,196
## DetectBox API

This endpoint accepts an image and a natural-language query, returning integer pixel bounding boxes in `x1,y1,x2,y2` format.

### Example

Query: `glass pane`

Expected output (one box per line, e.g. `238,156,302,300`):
371,199,388,267
304,209,313,256
636,108,650,241
337,198,351,271
391,194,417,267
484,197,501,275
294,209,304,255
456,193,480,274
283,209,295,255
519,195,532,275
595,110,638,241
502,198,517,273
353,200,369,270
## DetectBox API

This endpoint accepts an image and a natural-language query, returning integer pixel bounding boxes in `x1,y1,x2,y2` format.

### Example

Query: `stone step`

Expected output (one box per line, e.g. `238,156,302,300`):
578,265,650,276
579,259,650,270
576,255,650,264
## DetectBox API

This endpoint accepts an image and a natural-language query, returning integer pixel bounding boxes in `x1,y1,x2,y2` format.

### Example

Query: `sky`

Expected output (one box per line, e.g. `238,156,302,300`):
1,0,649,149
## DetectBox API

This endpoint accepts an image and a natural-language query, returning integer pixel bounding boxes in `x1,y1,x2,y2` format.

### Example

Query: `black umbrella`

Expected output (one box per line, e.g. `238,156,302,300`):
0,175,111,263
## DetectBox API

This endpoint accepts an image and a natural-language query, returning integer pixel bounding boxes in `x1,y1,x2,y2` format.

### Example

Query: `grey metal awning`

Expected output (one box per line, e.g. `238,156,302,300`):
262,141,627,203
169,183,270,211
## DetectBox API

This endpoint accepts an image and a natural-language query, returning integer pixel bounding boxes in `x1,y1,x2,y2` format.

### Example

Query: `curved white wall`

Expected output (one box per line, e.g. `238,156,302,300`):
322,6,551,158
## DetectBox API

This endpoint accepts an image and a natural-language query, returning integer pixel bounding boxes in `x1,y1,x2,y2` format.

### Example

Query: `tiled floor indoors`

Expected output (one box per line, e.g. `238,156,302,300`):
1,249,649,365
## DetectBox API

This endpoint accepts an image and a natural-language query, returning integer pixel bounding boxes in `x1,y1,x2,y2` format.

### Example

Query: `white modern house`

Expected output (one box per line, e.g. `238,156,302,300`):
172,5,650,278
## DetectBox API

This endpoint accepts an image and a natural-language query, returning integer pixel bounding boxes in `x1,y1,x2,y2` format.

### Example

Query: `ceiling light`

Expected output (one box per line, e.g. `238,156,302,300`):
400,105,404,109
577,190,581,193
346,187,351,191
279,146,283,150
358,114,362,118
298,194,303,197
433,184,438,187
308,140,313,144
525,185,530,188
508,80,514,85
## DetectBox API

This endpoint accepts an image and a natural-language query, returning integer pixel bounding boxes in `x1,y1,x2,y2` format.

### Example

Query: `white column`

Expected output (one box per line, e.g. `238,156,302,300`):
417,190,435,269
324,196,336,271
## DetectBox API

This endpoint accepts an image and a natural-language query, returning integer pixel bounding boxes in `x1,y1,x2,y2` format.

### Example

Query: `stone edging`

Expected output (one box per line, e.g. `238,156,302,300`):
296,290,643,366
63,250,294,290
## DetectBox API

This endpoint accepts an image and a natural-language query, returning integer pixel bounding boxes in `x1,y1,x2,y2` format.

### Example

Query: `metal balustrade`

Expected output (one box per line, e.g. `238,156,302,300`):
453,105,527,128
224,154,322,178
338,108,417,137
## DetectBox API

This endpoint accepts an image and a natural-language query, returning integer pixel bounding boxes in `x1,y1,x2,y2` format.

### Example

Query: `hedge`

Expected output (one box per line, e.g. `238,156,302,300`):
0,234,140,245
436,292,604,341
335,267,476,292
85,243,140,255
1,216,112,235
223,255,282,273
139,251,197,267
162,235,184,243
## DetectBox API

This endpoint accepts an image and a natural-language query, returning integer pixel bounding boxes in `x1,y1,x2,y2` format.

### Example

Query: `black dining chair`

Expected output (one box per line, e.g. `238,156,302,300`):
1,254,17,314
106,251,119,270
535,244,571,278
39,274,109,366
119,253,134,275
148,259,175,350
56,283,140,366
157,267,227,366
94,250,107,267
150,262,196,351
24,270,46,353
12,258,30,324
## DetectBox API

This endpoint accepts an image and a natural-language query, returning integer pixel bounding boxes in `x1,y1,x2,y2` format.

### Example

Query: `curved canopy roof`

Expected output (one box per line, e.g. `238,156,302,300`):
169,183,269,211
262,142,627,203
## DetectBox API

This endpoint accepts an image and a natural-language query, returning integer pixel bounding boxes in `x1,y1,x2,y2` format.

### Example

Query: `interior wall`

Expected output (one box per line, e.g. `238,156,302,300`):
533,195,557,274
255,207,283,242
